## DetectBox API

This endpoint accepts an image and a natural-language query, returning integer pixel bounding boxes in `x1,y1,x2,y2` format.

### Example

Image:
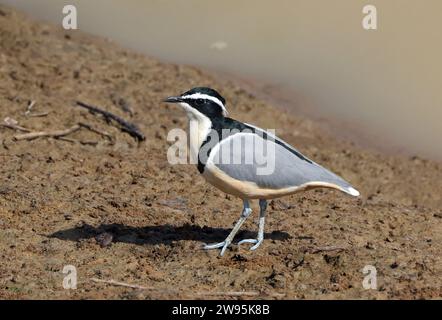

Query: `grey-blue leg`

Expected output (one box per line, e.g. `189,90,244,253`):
238,199,267,251
203,199,252,256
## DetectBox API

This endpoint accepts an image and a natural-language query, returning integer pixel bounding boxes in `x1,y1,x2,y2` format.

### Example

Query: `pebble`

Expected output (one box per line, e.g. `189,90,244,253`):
95,232,113,248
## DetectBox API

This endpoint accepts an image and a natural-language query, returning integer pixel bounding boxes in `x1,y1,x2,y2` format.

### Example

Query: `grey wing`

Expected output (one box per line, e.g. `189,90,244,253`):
211,132,357,194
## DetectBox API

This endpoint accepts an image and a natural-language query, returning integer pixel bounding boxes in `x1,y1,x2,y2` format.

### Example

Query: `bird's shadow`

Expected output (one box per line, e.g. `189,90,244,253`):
49,223,291,246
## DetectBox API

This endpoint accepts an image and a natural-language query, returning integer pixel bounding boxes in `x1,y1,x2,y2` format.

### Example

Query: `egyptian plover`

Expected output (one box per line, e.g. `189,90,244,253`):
164,87,360,256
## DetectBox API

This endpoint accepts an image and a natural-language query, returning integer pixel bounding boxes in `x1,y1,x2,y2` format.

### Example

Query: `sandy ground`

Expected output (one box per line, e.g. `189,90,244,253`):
0,6,441,299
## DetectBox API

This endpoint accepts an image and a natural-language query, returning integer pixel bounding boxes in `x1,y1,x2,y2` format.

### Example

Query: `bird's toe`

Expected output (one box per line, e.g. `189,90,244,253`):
250,240,263,251
238,239,258,245
203,241,226,250
203,240,232,256
238,238,263,251
220,242,230,256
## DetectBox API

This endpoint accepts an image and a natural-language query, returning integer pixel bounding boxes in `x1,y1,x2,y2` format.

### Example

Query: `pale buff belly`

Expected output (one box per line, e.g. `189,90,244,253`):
202,163,346,200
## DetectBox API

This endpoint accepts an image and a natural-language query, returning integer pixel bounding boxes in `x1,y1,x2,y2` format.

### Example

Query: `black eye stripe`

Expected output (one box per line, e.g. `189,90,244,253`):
184,98,206,105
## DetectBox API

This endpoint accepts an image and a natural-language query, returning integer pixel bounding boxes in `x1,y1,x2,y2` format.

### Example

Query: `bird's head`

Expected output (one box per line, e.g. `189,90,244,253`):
163,87,228,120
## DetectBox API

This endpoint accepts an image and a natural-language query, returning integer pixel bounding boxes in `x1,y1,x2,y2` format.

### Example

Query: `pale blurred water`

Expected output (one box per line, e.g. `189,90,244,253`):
1,0,441,159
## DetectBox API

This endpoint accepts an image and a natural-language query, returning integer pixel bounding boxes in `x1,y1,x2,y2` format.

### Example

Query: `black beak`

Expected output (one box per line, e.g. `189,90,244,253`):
163,96,183,103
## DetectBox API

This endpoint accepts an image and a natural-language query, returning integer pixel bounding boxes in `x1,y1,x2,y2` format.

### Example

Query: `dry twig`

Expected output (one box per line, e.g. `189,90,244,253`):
90,278,154,290
13,125,81,141
24,100,50,117
24,100,36,116
90,278,285,298
78,122,113,141
27,112,50,118
197,291,286,298
10,121,114,145
1,117,31,132
110,94,134,116
76,101,145,141
55,137,98,146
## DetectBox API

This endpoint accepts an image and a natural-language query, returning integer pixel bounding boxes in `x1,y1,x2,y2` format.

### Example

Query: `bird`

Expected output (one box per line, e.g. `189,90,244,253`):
164,87,360,256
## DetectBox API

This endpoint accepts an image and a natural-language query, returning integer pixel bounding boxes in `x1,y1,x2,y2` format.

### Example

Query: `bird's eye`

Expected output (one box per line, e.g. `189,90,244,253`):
196,99,204,106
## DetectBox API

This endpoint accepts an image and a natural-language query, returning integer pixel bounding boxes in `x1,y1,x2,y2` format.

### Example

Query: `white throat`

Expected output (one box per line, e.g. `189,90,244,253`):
179,102,212,162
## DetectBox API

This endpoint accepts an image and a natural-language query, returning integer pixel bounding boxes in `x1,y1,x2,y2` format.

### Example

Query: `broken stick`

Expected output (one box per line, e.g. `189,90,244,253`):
24,100,36,116
78,122,113,141
90,278,154,290
76,101,145,141
197,291,285,298
27,112,50,118
1,117,31,132
24,100,50,117
13,125,81,141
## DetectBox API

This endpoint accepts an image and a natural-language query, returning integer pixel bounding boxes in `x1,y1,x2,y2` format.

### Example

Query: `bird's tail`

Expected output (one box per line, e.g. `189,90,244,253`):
342,186,360,197
307,162,360,197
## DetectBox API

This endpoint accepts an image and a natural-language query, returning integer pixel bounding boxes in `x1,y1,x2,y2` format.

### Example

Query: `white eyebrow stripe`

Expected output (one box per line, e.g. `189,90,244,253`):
181,93,228,116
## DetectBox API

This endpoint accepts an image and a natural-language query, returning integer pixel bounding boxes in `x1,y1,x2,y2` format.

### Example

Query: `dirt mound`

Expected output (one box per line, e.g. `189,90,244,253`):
0,6,441,299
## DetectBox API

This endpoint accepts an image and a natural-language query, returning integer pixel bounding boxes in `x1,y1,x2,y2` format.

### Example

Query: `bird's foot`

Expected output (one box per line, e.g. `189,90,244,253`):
238,238,263,251
203,240,232,256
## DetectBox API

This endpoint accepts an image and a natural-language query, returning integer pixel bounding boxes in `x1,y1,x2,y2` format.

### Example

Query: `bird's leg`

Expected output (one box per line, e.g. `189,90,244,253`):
238,199,267,251
203,200,252,256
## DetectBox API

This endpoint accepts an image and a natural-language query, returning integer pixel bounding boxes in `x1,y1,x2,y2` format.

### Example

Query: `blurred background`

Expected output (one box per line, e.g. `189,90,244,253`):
1,0,441,160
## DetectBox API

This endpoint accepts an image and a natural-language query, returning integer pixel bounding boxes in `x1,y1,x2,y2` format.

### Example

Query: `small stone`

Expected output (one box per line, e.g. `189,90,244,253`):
365,242,376,250
231,254,247,262
95,232,113,248
266,270,286,289
286,253,304,269
324,254,341,267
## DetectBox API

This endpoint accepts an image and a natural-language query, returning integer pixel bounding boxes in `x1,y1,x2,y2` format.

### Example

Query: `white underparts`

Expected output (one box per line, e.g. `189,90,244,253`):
179,102,212,163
